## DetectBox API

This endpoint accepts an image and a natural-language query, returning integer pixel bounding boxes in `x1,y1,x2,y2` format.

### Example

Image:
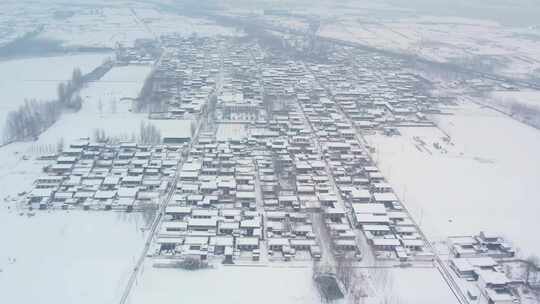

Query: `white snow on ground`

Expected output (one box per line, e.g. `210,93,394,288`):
384,268,458,304
128,263,323,304
40,7,154,48
0,53,113,139
39,6,241,49
0,142,49,203
34,63,193,144
37,65,158,145
316,14,540,79
0,208,147,304
366,102,540,256
134,8,244,38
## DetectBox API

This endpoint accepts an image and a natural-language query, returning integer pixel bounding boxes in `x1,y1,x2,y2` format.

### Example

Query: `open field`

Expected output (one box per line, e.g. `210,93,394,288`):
128,263,325,304
0,53,113,139
36,65,153,144
0,209,148,304
383,267,458,304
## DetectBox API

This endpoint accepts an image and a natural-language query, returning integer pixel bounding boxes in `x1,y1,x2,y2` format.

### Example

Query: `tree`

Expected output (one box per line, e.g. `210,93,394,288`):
139,121,161,144
191,120,196,137
56,137,64,153
93,128,107,143
72,67,83,87
57,82,67,104
2,99,61,144
70,95,83,111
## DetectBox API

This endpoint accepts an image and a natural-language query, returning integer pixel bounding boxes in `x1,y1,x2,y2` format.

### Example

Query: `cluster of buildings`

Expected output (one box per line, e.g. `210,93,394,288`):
255,54,431,261
448,232,527,304
150,36,222,117
215,42,265,122
27,139,181,211
155,130,326,263
156,133,263,262
154,38,438,262
23,37,446,265
306,51,436,130
116,38,158,65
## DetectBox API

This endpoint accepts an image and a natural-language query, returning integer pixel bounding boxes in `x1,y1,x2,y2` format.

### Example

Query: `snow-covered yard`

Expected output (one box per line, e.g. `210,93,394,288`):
365,102,540,256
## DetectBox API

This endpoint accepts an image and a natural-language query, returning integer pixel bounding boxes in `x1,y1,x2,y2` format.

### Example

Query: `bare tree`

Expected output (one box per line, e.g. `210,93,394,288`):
72,68,83,87
139,121,162,144
56,137,64,153
57,82,67,104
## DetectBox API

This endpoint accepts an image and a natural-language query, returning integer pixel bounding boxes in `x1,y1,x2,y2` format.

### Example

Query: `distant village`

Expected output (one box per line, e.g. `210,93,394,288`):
22,34,540,304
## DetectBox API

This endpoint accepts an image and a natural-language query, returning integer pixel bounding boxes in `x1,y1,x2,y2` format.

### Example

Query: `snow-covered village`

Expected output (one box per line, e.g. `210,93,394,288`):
1,1,540,304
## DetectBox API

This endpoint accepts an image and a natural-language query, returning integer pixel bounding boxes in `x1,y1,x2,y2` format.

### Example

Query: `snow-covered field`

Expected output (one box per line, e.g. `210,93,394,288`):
0,53,113,139
128,263,323,304
366,102,540,256
134,8,243,38
39,7,154,48
0,208,147,304
315,14,540,79
383,267,457,304
38,6,241,49
128,262,456,304
36,65,152,145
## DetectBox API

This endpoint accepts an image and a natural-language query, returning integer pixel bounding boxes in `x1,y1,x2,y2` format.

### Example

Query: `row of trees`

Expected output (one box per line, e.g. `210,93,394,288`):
135,71,157,112
57,68,84,110
92,122,162,145
139,121,162,144
3,99,61,143
2,67,86,144
508,100,540,129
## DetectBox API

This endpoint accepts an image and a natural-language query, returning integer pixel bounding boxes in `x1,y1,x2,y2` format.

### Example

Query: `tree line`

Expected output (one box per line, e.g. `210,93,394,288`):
92,121,161,145
3,67,88,144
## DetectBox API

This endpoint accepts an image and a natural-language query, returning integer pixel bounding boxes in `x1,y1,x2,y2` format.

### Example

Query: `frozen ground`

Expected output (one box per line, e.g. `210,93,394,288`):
0,53,113,139
0,208,148,304
366,102,540,256
128,263,323,304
